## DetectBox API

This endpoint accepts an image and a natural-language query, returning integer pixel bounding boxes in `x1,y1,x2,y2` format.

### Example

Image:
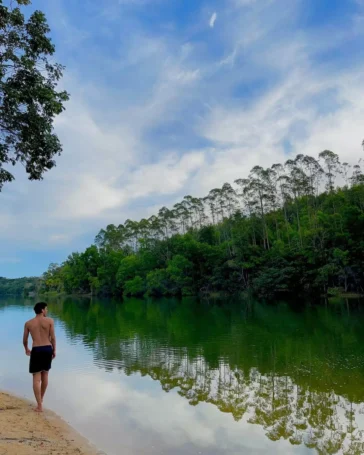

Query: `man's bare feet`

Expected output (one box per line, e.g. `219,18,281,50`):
34,405,43,412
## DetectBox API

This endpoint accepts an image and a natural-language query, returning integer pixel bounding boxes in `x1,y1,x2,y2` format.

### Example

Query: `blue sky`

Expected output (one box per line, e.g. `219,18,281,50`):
1,0,364,278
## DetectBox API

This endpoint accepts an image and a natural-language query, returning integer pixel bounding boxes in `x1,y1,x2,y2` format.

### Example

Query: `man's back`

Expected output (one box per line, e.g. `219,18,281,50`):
23,302,56,412
26,317,53,348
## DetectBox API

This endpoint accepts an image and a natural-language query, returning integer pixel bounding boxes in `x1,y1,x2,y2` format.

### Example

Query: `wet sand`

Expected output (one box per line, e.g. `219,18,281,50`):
0,391,104,455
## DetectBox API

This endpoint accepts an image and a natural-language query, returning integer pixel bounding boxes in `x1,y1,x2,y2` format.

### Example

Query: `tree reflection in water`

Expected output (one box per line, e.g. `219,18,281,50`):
45,297,364,454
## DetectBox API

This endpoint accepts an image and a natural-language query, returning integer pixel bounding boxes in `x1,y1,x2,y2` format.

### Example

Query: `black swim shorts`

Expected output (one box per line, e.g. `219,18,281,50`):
29,345,53,374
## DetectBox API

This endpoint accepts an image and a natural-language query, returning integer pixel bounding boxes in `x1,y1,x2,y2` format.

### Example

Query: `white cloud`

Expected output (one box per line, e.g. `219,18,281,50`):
125,152,205,199
50,150,204,221
190,72,364,197
209,12,217,28
55,175,126,220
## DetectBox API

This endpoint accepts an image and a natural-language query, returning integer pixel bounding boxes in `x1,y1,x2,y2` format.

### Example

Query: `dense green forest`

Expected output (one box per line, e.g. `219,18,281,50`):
41,150,364,299
0,277,39,296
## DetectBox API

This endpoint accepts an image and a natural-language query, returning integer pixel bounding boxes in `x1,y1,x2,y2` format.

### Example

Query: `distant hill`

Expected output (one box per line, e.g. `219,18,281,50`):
0,277,40,297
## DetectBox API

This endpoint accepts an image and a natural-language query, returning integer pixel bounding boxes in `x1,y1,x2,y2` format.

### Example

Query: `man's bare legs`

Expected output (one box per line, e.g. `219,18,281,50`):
32,372,42,412
41,371,49,403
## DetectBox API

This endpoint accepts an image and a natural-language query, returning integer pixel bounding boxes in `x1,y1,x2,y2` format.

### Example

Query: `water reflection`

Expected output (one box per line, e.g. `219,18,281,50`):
1,296,364,454
46,297,364,455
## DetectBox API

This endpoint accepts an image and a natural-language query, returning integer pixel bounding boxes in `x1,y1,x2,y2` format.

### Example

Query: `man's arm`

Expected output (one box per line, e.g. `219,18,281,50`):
23,323,31,356
49,319,56,359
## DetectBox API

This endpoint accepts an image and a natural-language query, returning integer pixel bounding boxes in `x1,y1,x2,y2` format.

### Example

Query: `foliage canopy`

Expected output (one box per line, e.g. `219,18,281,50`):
0,0,69,189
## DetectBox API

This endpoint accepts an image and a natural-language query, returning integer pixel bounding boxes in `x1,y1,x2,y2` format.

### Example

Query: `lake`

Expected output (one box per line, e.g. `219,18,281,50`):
1,296,364,455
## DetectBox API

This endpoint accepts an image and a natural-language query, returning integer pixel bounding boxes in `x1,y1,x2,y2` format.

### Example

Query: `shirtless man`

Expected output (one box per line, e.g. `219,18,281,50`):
23,302,56,412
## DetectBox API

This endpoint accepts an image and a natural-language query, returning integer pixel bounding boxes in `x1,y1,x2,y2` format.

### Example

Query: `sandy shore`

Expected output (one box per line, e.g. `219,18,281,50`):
0,391,104,455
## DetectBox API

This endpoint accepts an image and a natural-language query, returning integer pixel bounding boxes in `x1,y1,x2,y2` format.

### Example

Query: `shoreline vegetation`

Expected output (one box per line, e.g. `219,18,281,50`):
0,391,100,455
1,288,363,302
1,151,364,302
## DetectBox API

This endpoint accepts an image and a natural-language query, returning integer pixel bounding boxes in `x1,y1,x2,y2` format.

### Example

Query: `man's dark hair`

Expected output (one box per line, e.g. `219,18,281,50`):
34,302,48,315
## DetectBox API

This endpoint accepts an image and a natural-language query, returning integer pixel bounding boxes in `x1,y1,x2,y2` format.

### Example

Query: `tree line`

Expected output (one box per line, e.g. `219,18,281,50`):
0,276,38,296
41,149,364,299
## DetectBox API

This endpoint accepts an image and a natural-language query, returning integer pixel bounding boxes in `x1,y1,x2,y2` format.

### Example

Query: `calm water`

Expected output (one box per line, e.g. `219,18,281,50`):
1,297,364,455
